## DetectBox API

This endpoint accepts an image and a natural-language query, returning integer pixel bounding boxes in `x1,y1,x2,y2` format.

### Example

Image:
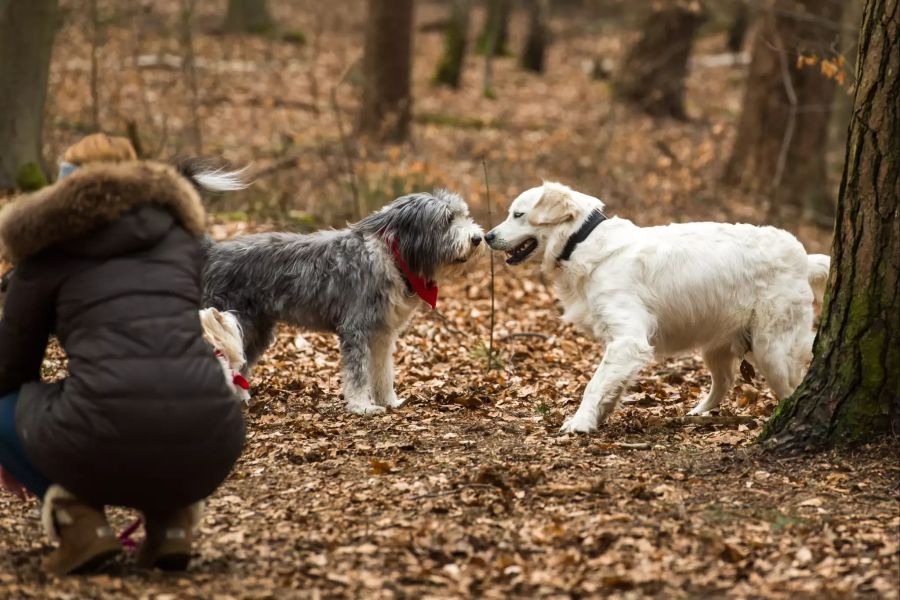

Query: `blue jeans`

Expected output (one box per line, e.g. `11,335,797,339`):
0,392,51,497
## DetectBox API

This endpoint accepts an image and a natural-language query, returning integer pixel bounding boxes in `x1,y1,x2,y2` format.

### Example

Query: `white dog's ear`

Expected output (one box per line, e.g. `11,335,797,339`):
528,184,577,225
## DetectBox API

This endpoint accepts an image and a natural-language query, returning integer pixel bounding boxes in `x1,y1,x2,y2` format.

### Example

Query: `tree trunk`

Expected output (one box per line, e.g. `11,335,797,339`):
726,2,750,52
358,0,414,143
0,0,59,191
433,0,471,88
763,0,900,448
477,0,511,56
520,0,549,73
723,0,845,226
613,1,706,120
223,0,273,34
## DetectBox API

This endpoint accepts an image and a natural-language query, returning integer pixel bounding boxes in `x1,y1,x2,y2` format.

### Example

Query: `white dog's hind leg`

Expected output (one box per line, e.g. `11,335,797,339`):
371,333,404,408
560,337,654,433
689,346,738,415
339,330,385,415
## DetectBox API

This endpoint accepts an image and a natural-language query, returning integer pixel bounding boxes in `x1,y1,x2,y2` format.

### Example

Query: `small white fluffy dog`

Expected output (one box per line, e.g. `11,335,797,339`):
199,308,251,403
485,182,830,433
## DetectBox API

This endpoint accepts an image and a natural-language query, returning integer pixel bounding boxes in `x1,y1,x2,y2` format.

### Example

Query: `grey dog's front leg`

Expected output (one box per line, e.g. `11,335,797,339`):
339,330,384,415
371,332,404,408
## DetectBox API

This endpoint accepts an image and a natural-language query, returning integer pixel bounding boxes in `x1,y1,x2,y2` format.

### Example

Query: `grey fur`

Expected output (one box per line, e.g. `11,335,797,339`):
202,189,483,414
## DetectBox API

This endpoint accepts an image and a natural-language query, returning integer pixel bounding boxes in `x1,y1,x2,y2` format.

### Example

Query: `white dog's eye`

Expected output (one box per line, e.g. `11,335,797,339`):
513,212,524,219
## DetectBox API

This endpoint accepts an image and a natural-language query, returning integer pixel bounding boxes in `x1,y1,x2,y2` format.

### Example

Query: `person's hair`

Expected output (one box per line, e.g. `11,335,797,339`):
62,133,137,166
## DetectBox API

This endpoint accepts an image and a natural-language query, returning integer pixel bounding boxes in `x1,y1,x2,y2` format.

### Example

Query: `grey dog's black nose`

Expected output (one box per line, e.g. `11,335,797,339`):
471,234,482,247
484,231,496,245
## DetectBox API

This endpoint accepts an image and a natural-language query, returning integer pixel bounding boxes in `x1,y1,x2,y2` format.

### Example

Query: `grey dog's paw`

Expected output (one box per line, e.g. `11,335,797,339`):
383,391,407,409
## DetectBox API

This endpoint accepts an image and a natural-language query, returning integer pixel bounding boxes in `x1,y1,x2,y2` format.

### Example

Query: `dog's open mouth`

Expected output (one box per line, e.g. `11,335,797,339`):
505,238,538,265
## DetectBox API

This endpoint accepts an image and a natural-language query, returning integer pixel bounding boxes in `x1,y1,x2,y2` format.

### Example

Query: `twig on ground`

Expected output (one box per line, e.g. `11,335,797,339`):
482,157,496,371
409,483,498,501
672,415,758,426
614,442,652,450
499,332,551,342
535,479,607,497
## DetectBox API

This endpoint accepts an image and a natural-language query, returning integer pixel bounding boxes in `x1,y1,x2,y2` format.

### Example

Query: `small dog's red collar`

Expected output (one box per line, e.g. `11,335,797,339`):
232,373,250,390
215,350,251,390
387,237,438,310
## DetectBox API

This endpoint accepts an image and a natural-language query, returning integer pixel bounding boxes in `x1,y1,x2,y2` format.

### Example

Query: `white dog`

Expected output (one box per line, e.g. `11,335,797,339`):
199,308,251,404
485,182,830,433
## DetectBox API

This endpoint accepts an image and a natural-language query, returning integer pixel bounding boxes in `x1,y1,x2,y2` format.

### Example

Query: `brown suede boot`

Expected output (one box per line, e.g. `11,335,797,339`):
136,501,203,571
41,485,122,576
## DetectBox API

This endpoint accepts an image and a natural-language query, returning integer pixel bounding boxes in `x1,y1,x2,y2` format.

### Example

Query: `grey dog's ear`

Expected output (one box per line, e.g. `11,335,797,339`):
528,183,577,225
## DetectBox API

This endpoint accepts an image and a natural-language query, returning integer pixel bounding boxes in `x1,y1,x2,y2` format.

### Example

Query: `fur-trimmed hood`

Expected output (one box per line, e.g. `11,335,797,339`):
0,161,206,263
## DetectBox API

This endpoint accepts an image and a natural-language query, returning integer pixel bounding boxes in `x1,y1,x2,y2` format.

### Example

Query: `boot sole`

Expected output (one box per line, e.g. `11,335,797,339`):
69,547,122,575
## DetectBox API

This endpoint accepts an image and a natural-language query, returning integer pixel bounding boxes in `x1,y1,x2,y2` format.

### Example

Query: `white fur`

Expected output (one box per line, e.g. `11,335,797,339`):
487,182,831,433
199,308,251,403
41,484,77,542
192,166,251,192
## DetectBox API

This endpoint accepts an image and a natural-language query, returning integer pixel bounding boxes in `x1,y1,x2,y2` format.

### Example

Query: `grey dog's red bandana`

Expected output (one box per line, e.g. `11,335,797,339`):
388,238,438,309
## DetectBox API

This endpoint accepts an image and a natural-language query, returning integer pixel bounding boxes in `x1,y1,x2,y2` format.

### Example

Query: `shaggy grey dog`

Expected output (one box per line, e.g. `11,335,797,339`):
202,190,483,414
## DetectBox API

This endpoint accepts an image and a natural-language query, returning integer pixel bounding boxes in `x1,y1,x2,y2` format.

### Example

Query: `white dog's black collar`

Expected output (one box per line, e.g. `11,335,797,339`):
558,210,607,262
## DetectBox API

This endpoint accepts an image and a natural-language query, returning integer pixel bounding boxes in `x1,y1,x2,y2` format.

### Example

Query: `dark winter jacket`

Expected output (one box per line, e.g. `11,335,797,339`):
0,162,245,511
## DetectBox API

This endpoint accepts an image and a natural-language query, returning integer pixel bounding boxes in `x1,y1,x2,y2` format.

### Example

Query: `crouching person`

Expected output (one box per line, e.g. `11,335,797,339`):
0,134,245,575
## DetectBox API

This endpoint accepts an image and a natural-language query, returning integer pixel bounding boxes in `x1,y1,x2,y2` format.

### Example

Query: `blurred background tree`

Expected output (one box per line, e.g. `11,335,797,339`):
725,1,750,52
723,0,846,226
0,0,862,236
476,0,511,55
0,0,59,191
434,0,471,88
763,0,899,448
520,0,549,73
223,0,274,34
359,0,415,143
613,0,707,120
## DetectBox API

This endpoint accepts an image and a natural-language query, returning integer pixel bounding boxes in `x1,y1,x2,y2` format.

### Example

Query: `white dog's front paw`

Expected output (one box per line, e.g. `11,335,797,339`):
687,400,718,416
559,413,597,434
346,402,386,416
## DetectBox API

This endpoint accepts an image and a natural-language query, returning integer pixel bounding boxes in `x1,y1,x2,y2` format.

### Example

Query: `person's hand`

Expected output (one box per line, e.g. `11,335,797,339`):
0,466,28,500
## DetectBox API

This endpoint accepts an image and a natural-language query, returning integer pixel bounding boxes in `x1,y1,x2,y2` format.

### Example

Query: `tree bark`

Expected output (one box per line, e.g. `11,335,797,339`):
763,0,900,448
613,1,706,120
477,0,511,56
723,0,845,226
358,0,415,143
0,0,59,191
223,0,273,34
520,0,549,73
433,0,471,88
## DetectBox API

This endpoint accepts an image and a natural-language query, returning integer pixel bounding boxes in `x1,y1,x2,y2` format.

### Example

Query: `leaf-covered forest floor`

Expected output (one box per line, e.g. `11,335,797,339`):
1,1,897,598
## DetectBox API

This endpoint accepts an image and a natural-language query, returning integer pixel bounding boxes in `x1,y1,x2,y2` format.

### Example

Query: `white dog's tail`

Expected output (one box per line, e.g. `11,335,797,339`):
807,254,830,308
175,158,251,193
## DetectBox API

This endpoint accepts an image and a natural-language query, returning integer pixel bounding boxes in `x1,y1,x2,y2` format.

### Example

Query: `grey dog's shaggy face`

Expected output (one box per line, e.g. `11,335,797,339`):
202,189,483,414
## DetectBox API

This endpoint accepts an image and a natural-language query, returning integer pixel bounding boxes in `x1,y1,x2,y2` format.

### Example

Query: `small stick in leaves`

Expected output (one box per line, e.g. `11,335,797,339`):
482,156,496,371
